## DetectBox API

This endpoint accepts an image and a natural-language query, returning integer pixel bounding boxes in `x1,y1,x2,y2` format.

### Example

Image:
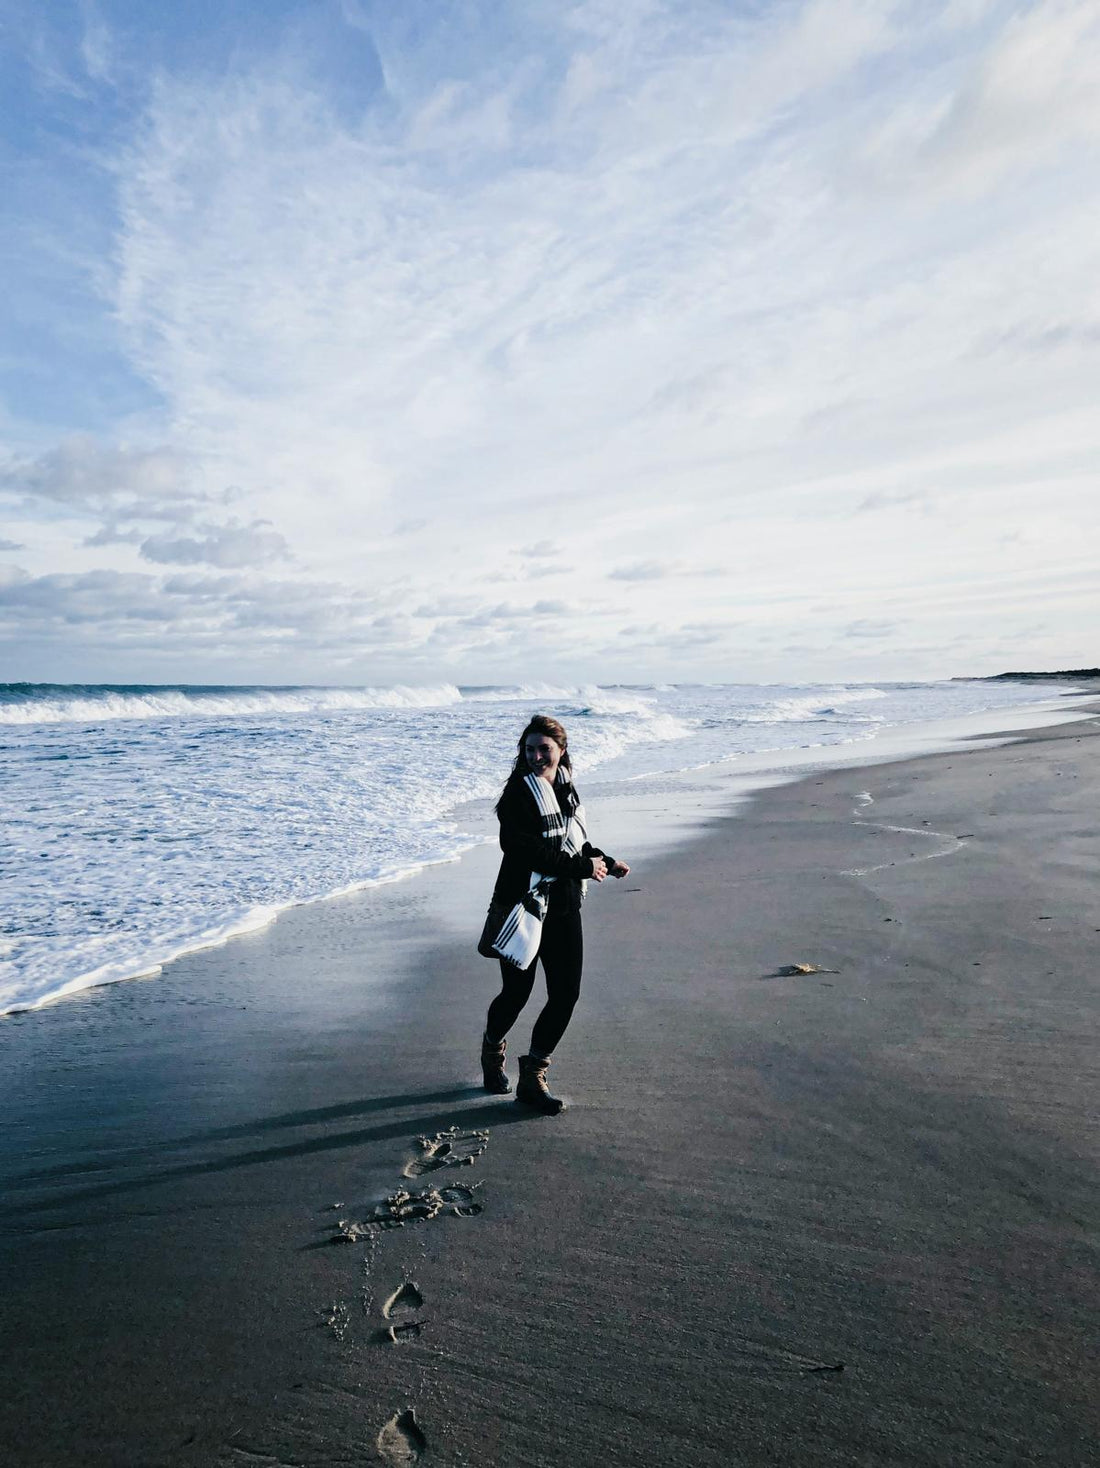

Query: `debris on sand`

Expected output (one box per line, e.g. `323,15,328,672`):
776,962,840,976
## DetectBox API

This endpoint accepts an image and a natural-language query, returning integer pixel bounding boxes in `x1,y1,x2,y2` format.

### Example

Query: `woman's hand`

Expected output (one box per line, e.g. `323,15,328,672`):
608,860,630,878
588,856,609,882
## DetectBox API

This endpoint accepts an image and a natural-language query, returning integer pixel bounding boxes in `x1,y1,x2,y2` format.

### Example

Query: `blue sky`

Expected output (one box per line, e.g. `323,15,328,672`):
1,0,1097,684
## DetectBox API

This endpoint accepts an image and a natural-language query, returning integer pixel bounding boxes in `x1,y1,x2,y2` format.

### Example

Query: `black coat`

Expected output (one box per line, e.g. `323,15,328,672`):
490,776,613,915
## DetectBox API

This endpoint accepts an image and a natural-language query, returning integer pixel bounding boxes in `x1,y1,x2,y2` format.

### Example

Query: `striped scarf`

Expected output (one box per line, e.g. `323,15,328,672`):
488,769,588,970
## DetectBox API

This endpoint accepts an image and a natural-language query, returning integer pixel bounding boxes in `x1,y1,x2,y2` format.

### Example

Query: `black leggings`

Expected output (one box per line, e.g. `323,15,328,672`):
485,906,583,1058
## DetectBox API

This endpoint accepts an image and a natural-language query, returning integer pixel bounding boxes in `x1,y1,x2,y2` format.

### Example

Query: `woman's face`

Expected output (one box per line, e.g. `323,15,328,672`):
524,732,562,782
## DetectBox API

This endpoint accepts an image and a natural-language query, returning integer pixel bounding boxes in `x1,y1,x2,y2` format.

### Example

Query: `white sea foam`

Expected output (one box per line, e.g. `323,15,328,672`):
0,904,281,1014
0,678,1078,1013
740,686,888,724
0,682,471,725
459,682,581,704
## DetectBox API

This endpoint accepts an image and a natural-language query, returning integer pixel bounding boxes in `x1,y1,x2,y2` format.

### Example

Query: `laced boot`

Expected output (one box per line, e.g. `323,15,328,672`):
515,1055,564,1115
480,1035,511,1094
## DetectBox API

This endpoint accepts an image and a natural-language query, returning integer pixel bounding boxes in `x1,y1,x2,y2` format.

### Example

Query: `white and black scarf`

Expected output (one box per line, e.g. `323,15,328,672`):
487,769,588,970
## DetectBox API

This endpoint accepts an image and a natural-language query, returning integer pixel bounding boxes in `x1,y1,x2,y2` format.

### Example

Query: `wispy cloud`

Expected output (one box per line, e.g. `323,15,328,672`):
608,562,670,582
914,0,1100,194
1,0,1098,679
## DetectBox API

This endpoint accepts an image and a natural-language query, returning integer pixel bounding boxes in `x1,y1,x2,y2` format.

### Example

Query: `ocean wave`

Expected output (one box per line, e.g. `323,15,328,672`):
574,685,664,717
459,683,674,717
0,682,469,725
458,683,582,704
742,687,888,724
0,680,674,725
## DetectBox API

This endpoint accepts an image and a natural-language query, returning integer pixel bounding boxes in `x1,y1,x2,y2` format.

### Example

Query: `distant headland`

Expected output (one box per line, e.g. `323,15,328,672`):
958,669,1100,682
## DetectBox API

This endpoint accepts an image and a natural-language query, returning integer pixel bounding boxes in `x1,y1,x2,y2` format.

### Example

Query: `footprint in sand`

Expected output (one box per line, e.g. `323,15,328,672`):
403,1125,488,1178
380,1280,425,1343
334,1182,483,1240
377,1407,426,1466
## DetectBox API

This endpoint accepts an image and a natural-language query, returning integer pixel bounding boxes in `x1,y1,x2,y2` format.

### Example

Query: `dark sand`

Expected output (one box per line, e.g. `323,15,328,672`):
2,708,1098,1466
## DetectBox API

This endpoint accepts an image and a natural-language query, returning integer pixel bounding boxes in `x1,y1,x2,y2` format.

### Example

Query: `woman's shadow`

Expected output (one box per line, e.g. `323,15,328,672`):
4,1084,539,1220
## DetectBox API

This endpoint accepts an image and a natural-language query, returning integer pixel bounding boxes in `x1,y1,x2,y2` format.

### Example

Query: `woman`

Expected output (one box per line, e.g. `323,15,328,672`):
478,715,629,1114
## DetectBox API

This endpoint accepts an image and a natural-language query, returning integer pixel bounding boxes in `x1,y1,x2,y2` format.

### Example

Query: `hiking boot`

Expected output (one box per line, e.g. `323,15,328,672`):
481,1035,511,1094
515,1055,564,1115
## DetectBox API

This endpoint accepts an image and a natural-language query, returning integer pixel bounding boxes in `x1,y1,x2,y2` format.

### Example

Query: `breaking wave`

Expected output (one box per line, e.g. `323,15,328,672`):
0,682,472,725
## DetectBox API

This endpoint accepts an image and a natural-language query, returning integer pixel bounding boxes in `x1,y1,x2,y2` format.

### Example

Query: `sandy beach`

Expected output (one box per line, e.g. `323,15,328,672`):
2,705,1098,1467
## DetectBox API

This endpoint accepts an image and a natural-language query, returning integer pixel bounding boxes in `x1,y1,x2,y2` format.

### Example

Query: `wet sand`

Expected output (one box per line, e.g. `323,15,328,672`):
2,707,1098,1466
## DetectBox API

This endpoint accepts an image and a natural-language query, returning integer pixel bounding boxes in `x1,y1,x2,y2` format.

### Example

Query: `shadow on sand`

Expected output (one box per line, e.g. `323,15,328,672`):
3,1087,536,1222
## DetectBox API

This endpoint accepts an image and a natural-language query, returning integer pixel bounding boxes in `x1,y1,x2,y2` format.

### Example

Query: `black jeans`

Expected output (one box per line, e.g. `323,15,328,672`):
485,906,583,1058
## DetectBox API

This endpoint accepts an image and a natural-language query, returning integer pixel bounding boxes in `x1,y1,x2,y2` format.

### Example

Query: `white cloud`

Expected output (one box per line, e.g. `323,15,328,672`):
921,0,1100,193
523,561,573,580
140,520,289,569
0,568,181,628
844,618,899,639
4,0,1099,679
83,524,147,547
608,561,669,582
79,2,114,85
1,437,193,515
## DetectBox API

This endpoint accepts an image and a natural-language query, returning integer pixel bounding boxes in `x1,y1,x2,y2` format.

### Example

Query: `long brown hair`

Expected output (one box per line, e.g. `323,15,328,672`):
496,714,573,813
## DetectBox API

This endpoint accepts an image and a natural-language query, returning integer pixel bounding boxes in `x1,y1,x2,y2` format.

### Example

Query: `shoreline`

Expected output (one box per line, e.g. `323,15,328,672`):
2,704,1098,1465
5,685,1094,1017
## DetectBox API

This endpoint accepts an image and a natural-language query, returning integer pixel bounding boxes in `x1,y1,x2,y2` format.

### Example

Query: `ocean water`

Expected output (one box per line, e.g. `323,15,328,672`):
0,678,1079,1014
